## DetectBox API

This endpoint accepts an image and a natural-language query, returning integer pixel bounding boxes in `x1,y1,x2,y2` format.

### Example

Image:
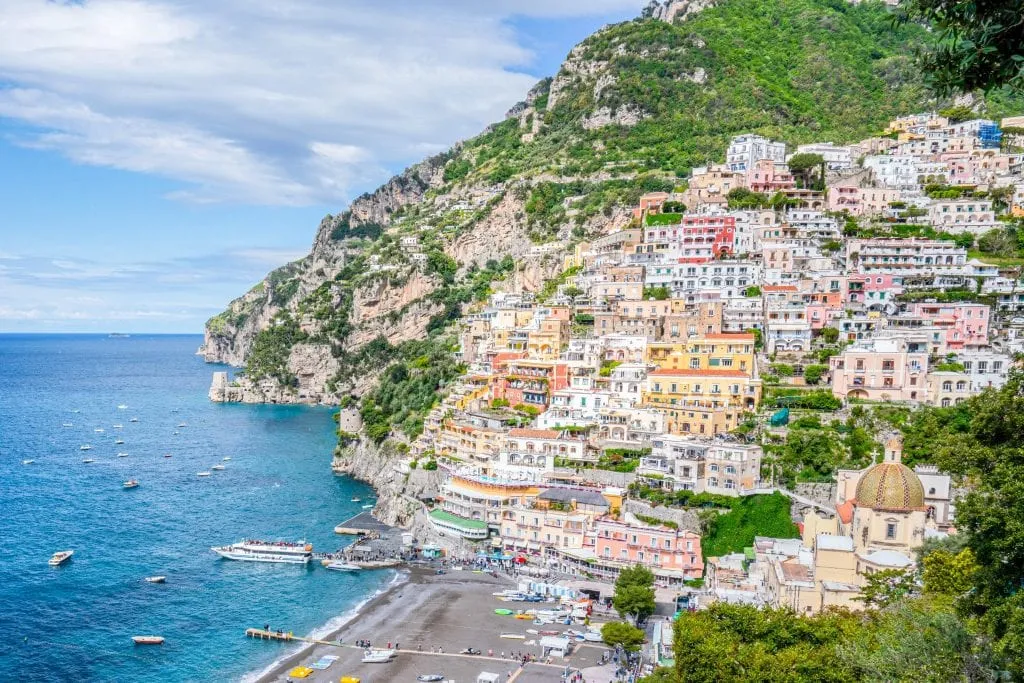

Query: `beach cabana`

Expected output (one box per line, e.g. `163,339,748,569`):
540,635,572,658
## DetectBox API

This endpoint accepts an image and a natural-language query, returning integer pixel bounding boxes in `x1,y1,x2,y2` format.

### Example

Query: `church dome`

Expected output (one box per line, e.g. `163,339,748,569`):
855,461,925,511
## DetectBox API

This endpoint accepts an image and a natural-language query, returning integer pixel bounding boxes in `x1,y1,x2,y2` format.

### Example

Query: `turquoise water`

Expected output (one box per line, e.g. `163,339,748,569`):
0,334,390,682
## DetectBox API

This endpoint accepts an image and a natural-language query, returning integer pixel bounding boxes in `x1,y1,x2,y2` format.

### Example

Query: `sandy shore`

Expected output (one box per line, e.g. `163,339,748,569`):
252,567,617,683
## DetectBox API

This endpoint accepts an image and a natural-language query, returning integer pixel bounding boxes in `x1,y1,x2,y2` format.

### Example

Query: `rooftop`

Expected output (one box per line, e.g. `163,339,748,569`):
429,509,488,530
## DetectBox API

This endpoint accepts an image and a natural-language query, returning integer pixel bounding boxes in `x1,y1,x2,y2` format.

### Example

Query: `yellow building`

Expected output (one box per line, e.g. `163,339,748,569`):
642,368,761,436
647,333,756,375
436,420,506,465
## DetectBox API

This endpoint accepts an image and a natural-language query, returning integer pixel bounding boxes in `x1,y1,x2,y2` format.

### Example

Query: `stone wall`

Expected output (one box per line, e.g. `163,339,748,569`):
554,468,636,488
793,483,837,508
623,499,702,533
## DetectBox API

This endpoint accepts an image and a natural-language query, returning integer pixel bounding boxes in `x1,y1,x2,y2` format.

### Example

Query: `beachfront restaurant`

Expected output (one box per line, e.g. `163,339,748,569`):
540,635,573,659
546,546,692,588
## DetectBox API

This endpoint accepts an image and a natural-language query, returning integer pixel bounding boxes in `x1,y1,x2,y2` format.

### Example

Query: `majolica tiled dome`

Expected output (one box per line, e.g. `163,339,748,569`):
855,461,925,511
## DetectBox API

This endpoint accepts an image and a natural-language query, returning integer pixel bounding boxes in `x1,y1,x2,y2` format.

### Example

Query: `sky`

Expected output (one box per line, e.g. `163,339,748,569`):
0,0,646,334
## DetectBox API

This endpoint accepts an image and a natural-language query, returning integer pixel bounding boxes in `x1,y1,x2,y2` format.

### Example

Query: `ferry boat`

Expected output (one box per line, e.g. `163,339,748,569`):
49,550,74,566
211,540,313,564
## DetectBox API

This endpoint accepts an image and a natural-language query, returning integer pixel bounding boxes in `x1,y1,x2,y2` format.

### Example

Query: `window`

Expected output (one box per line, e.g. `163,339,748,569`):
886,523,897,540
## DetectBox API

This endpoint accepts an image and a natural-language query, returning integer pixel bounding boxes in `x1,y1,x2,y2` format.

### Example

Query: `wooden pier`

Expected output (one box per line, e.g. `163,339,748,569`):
245,628,296,642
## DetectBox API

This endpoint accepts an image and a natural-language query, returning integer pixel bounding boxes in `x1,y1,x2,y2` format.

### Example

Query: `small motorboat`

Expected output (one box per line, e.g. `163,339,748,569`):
197,471,211,477
177,422,187,428
325,561,360,571
211,464,225,471
129,417,139,423
132,636,164,645
94,428,105,433
361,504,374,509
80,445,92,451
117,404,128,410
123,480,139,490
360,649,394,663
417,675,445,682
114,439,125,445
350,497,361,503
583,631,603,642
164,453,172,458
222,456,231,461
118,452,129,458
494,609,513,615
62,423,74,427
49,550,74,566
82,459,95,464
500,633,526,639
144,576,166,584
22,459,35,465
113,424,123,429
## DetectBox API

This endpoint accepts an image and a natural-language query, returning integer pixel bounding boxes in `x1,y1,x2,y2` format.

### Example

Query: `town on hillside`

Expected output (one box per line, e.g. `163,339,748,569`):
374,110,1024,624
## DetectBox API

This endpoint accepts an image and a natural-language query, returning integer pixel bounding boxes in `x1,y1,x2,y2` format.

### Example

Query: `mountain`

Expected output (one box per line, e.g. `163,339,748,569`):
200,0,991,419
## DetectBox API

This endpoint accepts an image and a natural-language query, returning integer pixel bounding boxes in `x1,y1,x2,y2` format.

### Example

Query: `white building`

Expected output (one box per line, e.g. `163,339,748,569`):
928,199,998,235
793,142,853,171
727,134,786,172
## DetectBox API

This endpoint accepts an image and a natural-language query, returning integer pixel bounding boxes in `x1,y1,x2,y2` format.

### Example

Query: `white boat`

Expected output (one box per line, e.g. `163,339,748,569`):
211,540,313,564
22,459,35,465
129,417,139,423
82,459,95,464
49,550,74,566
177,422,187,428
114,439,125,445
123,480,139,489
132,636,164,645
80,445,92,451
62,423,73,428
350,497,361,503
118,453,129,458
222,457,231,461
325,561,360,571
164,454,172,458
94,428,105,433
361,649,394,663
118,404,128,410
361,504,374,509
144,576,166,584
211,464,225,471
197,471,211,477
113,424,123,429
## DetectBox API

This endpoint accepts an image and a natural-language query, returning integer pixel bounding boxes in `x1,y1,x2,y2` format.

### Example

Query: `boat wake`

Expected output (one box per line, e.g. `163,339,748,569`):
240,570,407,683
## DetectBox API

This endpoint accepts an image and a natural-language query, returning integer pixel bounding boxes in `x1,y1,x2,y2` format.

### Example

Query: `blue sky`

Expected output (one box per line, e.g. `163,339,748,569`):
0,0,644,333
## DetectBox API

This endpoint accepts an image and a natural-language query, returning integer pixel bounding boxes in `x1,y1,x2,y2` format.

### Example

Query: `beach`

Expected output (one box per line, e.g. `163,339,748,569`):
254,567,619,683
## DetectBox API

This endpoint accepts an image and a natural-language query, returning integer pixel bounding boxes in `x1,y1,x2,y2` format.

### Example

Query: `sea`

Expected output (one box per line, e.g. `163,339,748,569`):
0,334,393,682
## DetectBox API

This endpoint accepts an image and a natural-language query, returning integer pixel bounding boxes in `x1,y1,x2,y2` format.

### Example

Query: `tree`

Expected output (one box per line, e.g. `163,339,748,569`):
922,548,978,596
613,565,656,625
820,327,840,344
601,621,646,652
856,569,919,609
938,105,977,124
899,0,1024,93
788,152,826,190
804,364,828,385
670,603,858,682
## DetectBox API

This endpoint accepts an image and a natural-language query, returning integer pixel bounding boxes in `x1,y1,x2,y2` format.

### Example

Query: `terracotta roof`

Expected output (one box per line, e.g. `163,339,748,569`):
836,500,855,525
649,369,749,378
763,285,798,292
508,428,561,439
780,559,812,582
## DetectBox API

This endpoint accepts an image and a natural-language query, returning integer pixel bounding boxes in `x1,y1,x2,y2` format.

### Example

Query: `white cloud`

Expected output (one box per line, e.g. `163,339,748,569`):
0,0,644,206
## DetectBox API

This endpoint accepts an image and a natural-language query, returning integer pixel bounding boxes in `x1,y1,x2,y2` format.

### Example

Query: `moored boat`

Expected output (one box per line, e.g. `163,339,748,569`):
144,576,166,583
325,561,361,571
114,439,125,445
80,445,92,451
49,550,74,566
132,635,164,645
22,459,34,465
211,540,313,564
81,459,95,464
197,471,211,477
211,464,225,471
222,456,231,461
129,417,139,423
118,452,129,458
361,649,394,663
123,480,139,489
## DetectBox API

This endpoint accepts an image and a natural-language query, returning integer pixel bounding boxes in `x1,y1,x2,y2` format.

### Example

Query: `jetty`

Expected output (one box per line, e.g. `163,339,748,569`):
334,511,393,536
246,628,297,642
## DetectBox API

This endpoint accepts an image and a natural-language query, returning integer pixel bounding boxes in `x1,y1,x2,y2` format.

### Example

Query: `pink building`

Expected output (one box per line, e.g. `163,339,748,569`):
593,518,703,579
829,337,928,401
827,186,902,216
644,215,736,264
901,302,990,349
746,159,795,194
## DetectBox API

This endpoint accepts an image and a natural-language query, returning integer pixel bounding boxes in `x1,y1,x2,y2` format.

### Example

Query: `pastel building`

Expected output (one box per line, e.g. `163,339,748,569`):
829,336,929,401
593,518,703,580
643,368,761,435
